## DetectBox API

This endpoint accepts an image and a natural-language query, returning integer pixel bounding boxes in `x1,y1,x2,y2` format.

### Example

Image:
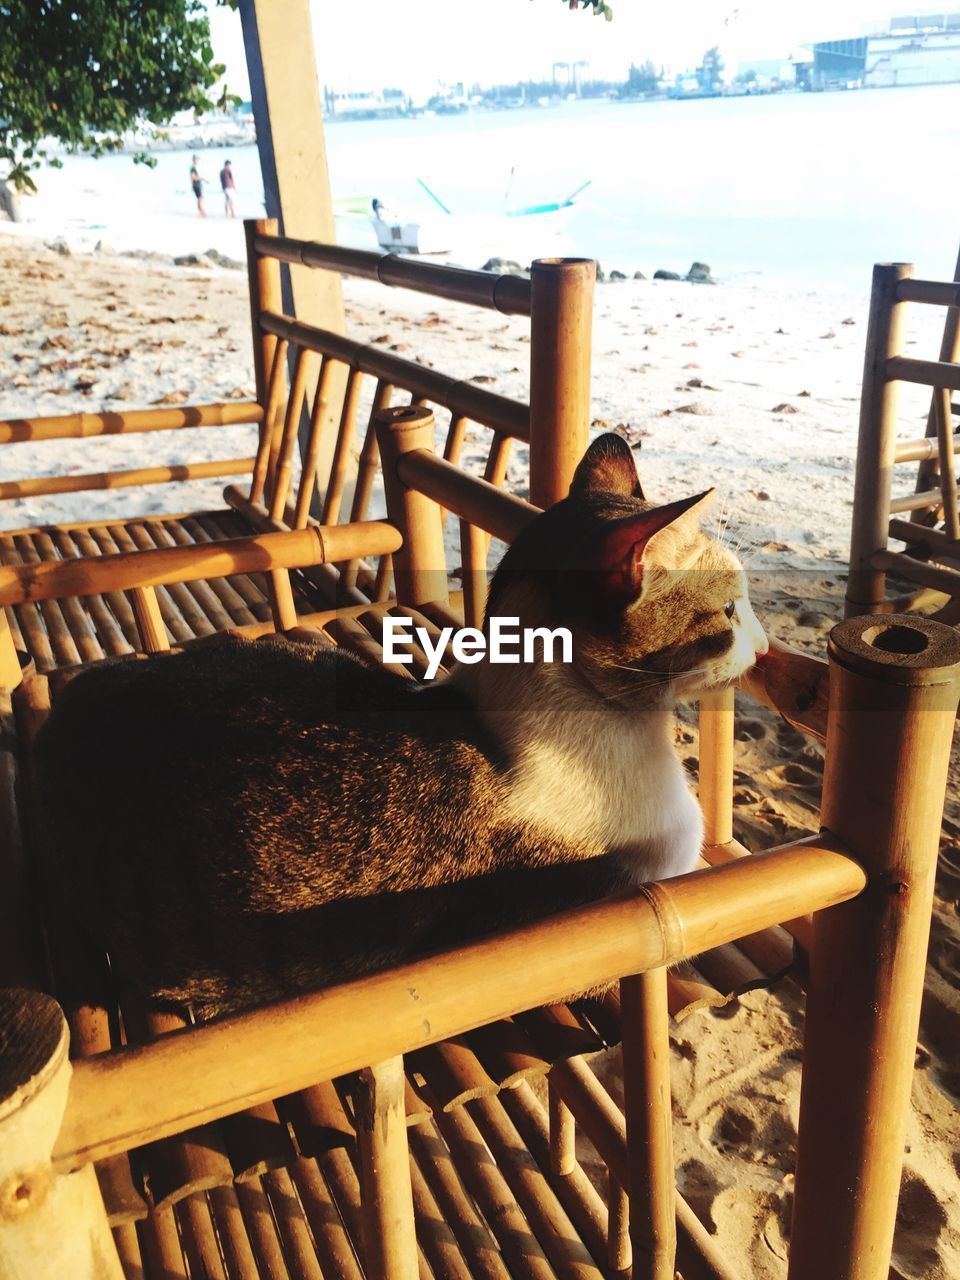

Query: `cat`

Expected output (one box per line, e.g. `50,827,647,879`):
35,433,767,1021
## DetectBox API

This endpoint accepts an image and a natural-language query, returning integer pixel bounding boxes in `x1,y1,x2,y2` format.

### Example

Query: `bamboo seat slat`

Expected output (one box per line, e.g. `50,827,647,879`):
261,1166,325,1280
289,1156,365,1280
1,537,81,669
177,1193,229,1280
96,1153,150,1226
234,1175,295,1280
50,529,134,657
467,1091,605,1280
136,1207,189,1280
208,1184,263,1280
500,1083,611,1274
112,1220,144,1280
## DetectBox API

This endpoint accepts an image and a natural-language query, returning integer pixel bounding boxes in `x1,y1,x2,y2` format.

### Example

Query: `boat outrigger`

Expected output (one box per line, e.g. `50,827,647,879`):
367,177,591,255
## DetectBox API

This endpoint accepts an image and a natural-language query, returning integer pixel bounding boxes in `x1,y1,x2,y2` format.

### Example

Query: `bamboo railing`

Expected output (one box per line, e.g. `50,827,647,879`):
846,259,960,618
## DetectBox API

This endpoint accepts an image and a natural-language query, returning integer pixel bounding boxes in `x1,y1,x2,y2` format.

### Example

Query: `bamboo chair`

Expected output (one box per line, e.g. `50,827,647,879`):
846,260,960,622
1,243,960,1280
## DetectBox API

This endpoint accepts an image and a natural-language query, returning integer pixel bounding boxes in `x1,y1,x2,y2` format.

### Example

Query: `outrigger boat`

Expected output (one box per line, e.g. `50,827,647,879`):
336,178,591,256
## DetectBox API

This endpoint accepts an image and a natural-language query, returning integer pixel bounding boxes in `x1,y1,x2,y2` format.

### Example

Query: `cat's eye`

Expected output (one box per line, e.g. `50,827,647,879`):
724,601,737,620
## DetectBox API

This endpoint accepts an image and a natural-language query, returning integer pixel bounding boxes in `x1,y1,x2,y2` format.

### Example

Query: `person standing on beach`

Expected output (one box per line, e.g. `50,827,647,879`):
220,159,236,218
189,155,205,218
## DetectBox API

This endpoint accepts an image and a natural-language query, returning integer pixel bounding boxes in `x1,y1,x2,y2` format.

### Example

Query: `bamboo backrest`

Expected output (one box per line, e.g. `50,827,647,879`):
237,221,594,628
845,263,960,622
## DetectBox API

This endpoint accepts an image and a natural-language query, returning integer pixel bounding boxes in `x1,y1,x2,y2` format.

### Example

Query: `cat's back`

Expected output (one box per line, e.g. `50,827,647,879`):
37,635,505,908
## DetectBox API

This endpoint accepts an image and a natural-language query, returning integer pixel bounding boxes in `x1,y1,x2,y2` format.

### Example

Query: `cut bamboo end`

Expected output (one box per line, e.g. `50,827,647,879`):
0,989,123,1279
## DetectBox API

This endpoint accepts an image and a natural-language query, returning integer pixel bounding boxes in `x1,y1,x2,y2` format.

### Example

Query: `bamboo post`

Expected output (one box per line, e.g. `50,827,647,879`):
698,686,735,846
374,406,449,608
619,969,676,1280
355,1057,418,1280
0,989,122,1279
548,1082,575,1176
528,258,595,509
845,264,912,618
789,614,960,1279
245,218,282,411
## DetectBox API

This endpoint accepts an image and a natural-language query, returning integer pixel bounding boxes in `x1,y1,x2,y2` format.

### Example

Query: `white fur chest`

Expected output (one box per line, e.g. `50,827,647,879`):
499,703,703,885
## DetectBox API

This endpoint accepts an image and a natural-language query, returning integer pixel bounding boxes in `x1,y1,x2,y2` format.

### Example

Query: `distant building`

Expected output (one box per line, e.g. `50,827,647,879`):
812,37,868,89
865,14,960,86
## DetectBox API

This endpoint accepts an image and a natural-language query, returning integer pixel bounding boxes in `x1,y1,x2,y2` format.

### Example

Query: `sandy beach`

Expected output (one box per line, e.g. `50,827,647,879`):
1,234,957,1277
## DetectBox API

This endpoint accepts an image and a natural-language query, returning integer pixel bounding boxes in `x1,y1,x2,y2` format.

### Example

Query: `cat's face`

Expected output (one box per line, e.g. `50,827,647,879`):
487,433,767,705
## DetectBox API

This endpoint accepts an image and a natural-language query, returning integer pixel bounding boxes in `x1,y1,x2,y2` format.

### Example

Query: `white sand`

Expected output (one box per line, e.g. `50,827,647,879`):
1,234,957,1277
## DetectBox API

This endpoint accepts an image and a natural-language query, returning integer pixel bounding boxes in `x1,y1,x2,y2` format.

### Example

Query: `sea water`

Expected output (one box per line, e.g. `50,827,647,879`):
8,84,960,286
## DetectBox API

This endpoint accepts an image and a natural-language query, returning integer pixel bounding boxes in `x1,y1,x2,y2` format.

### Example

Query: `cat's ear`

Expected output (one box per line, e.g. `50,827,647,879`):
570,433,645,500
592,489,715,599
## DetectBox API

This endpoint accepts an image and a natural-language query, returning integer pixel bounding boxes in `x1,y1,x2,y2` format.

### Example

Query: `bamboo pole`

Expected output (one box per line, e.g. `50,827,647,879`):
162,519,259,627
293,356,337,528
0,401,262,445
355,1057,418,1280
53,842,866,1172
375,406,449,607
548,1082,575,1176
0,526,360,606
933,385,960,539
252,230,533,314
340,385,393,591
698,687,735,845
320,367,364,526
396,450,537,546
620,969,675,1280
0,989,123,1279
887,354,960,391
249,336,289,508
789,614,960,1280
528,258,595,508
0,457,255,502
845,264,912,618
895,428,960,463
245,217,282,414
607,1178,630,1274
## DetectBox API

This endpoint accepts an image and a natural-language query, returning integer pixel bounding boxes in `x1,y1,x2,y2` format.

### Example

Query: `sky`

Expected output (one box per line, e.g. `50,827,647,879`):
206,1,901,99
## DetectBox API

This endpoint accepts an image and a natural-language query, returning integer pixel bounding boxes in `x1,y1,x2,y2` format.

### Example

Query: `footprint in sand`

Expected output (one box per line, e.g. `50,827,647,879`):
735,718,768,742
892,1173,947,1279
771,762,821,789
